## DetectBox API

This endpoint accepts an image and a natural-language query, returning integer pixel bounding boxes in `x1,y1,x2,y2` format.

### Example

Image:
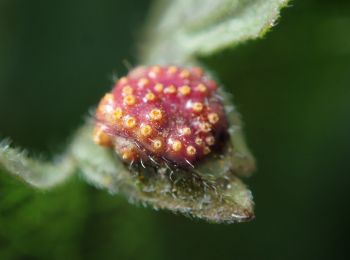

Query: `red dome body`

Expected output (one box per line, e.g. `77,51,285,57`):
93,65,228,167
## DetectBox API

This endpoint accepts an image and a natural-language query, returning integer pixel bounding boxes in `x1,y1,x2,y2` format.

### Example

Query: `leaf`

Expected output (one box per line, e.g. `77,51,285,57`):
71,92,256,223
141,0,289,64
73,124,255,223
0,140,76,189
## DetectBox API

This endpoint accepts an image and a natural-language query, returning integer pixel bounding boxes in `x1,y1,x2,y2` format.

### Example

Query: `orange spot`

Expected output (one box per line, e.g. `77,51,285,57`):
171,140,182,152
195,83,207,93
118,77,128,85
186,146,196,156
200,122,211,132
151,65,161,73
205,136,215,146
122,85,133,95
208,113,219,124
140,125,152,137
154,83,164,93
124,116,137,128
167,66,178,74
203,146,211,155
192,102,204,112
122,149,136,161
179,69,190,78
98,99,114,116
164,85,177,94
113,107,123,120
97,94,115,120
149,66,161,78
178,85,191,96
180,127,191,136
103,93,114,103
144,92,156,102
93,126,112,147
152,139,163,150
195,137,203,145
149,108,163,121
137,77,150,88
123,95,136,106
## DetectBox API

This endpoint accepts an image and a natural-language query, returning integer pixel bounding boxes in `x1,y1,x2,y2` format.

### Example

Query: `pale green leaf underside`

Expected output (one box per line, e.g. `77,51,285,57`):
69,90,256,223
141,0,288,64
71,112,255,223
0,141,76,189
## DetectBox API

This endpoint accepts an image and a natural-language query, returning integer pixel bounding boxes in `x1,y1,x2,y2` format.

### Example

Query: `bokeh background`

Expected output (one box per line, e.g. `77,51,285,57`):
0,0,349,259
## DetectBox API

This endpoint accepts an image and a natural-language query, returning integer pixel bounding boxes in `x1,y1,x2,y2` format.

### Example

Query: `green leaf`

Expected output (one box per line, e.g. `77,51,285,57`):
141,0,289,64
71,95,256,223
0,140,76,189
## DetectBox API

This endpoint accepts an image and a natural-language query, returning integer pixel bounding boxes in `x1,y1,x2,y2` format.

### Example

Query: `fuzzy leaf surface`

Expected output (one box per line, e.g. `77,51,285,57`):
142,0,288,64
0,141,76,189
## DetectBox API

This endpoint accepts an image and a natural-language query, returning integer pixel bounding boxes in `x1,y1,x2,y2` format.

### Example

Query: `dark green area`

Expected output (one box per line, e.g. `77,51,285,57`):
0,0,349,259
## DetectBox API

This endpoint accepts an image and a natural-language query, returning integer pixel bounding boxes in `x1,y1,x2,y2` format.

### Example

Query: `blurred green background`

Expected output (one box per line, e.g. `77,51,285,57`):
0,0,349,259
